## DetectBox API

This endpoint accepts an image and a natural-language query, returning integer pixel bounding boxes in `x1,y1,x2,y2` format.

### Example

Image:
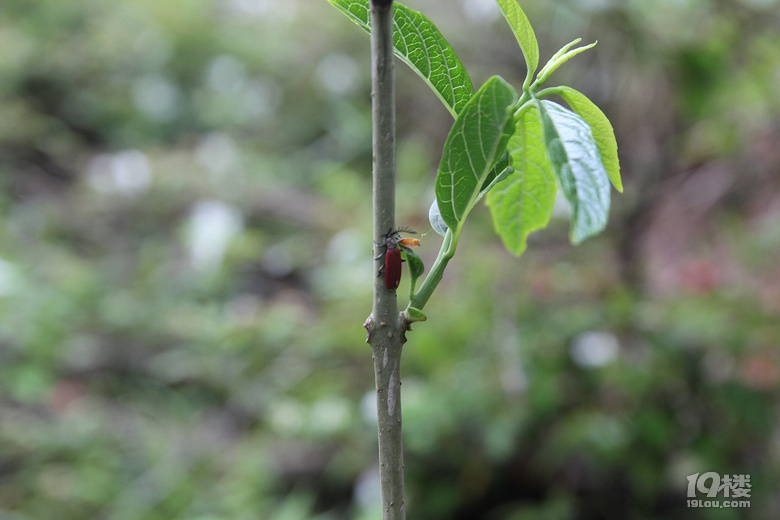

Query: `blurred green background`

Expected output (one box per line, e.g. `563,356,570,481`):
1,0,779,519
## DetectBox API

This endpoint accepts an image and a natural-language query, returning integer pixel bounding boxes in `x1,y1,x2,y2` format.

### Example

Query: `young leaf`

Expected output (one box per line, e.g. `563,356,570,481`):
328,0,473,116
495,0,539,84
404,306,427,322
534,39,597,88
536,99,610,244
554,86,622,192
487,105,556,256
401,247,424,287
435,76,518,230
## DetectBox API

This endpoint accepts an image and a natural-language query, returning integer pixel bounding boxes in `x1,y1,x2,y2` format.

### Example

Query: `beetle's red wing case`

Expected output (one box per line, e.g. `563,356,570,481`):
384,246,402,290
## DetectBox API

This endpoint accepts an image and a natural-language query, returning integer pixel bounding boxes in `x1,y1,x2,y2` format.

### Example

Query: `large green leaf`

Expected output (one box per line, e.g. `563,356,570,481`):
555,86,622,192
537,99,610,244
495,0,539,80
328,0,473,116
435,76,518,229
487,105,556,256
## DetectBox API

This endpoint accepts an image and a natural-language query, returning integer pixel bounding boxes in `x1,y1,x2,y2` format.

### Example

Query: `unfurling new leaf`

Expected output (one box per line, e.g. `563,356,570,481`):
534,39,597,88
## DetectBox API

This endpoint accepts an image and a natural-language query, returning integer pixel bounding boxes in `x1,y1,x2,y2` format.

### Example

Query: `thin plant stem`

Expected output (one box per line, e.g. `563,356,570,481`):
367,1,406,519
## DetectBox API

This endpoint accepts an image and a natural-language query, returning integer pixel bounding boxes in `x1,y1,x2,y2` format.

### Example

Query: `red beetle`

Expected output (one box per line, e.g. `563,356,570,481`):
378,229,420,290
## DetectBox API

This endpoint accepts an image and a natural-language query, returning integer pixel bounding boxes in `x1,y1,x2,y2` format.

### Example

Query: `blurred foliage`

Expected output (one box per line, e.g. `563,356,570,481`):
1,0,779,519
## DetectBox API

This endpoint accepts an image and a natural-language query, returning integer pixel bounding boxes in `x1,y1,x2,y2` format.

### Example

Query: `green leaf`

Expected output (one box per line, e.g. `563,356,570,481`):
404,306,427,322
495,0,539,83
401,247,424,282
328,0,473,116
534,39,597,88
435,76,518,230
487,105,556,256
555,86,622,192
536,99,611,244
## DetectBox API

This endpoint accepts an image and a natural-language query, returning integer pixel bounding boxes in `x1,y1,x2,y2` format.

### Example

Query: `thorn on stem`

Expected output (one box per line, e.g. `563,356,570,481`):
363,316,373,343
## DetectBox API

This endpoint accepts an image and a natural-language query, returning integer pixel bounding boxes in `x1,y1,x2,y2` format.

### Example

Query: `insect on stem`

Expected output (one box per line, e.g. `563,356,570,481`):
377,229,420,290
